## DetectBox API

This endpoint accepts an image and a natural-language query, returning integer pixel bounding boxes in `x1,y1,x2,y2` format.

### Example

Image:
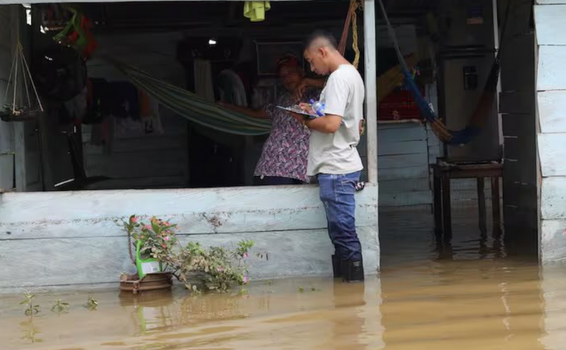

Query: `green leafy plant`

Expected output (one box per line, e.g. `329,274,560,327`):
19,292,40,316
167,241,254,293
51,299,69,315
121,216,265,293
122,215,178,263
85,296,98,311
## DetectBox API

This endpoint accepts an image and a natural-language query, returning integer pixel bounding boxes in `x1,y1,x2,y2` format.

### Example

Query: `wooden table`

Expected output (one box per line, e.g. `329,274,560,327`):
431,161,503,237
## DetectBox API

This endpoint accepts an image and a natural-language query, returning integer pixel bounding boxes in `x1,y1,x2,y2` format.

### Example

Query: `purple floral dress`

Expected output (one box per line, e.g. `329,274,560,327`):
254,87,321,182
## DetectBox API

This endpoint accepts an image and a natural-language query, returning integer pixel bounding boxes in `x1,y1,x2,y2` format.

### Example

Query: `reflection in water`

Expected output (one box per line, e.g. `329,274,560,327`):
0,208,564,350
540,266,566,350
119,290,176,336
380,261,545,349
20,319,42,344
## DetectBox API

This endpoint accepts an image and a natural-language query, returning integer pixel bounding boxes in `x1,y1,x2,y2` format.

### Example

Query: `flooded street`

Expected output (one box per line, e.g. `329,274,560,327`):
1,208,565,350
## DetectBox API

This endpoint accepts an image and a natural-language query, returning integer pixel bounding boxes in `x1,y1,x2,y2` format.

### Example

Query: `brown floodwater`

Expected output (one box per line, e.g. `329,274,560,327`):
1,208,565,350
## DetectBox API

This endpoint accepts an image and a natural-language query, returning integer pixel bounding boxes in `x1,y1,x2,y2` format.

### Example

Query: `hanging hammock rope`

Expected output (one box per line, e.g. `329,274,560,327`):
338,0,362,68
377,0,510,145
338,0,364,135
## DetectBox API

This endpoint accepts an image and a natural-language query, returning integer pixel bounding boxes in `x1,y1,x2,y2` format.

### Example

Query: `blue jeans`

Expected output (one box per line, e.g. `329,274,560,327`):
318,171,362,261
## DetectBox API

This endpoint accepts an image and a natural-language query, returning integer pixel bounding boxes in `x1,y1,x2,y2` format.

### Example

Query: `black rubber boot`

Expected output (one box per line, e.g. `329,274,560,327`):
343,259,364,283
331,255,343,278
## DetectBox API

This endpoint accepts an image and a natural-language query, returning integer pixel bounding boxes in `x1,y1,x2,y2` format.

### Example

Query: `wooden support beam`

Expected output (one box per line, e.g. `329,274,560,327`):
364,0,378,184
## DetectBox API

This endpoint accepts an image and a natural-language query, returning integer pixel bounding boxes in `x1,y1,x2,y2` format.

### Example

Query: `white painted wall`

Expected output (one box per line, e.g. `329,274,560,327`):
378,123,431,207
535,2,566,264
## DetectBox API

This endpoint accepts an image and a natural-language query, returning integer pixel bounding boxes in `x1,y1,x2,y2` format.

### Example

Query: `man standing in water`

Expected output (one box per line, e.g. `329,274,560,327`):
291,30,365,283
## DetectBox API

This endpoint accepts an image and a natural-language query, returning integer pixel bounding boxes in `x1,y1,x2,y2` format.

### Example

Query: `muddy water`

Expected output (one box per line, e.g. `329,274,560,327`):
1,209,565,350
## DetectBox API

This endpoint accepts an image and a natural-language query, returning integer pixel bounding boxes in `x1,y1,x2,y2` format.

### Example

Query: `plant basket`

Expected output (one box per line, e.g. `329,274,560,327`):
119,272,173,295
0,109,44,122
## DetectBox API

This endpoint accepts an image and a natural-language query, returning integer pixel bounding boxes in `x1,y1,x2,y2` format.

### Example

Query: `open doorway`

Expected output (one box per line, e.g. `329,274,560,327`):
376,0,538,264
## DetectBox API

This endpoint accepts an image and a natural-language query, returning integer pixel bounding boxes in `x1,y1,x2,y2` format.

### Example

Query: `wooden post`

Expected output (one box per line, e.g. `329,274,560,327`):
10,6,26,192
477,178,487,233
442,176,452,238
432,166,442,234
491,176,501,226
364,0,378,184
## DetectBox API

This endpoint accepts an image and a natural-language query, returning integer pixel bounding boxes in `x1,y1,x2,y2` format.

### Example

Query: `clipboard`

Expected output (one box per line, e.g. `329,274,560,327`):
276,105,318,119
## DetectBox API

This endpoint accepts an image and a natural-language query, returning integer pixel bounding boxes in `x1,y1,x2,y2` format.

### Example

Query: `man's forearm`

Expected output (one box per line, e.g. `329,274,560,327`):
305,114,342,133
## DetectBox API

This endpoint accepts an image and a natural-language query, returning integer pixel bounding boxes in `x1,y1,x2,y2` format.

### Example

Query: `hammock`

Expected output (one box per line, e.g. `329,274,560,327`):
113,61,272,136
377,0,510,145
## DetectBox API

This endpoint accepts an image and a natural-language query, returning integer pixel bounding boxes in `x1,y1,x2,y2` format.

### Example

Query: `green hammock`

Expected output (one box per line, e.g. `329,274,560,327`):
113,61,272,136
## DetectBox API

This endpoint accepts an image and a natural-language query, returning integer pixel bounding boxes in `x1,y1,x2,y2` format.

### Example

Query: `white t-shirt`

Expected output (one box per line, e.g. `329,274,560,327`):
307,64,365,176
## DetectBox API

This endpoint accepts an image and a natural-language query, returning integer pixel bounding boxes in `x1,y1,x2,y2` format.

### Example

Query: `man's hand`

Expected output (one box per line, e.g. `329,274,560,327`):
287,106,342,133
299,103,315,115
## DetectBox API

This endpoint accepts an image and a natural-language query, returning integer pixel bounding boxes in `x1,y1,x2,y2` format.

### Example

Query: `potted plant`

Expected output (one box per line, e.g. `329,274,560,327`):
119,215,176,294
121,215,265,294
122,215,178,279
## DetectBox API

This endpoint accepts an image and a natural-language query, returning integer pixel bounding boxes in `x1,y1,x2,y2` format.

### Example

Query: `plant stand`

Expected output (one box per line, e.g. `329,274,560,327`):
119,272,173,295
0,110,44,122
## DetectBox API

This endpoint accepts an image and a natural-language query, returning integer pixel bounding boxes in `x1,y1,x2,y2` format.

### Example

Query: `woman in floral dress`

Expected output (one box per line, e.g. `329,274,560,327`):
221,54,323,185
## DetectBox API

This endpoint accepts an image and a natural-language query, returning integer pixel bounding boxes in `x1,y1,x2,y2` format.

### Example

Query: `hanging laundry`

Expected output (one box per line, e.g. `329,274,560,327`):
84,78,111,124
109,82,140,120
243,1,271,22
193,59,215,103
114,116,144,139
217,69,248,107
90,116,114,155
139,90,164,135
63,86,87,124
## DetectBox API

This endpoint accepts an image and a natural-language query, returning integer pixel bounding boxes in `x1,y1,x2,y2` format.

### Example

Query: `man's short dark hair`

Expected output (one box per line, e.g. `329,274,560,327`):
304,30,338,50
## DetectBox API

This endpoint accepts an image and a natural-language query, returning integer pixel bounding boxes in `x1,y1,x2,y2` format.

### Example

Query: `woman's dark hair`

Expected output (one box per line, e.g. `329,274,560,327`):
276,53,302,74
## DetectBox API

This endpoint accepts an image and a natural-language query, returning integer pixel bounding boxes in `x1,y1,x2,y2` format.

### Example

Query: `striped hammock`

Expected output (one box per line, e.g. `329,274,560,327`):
113,61,272,136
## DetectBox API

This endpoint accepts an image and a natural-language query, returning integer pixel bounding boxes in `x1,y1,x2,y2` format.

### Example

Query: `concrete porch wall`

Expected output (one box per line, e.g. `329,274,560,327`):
535,2,566,264
0,184,379,290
